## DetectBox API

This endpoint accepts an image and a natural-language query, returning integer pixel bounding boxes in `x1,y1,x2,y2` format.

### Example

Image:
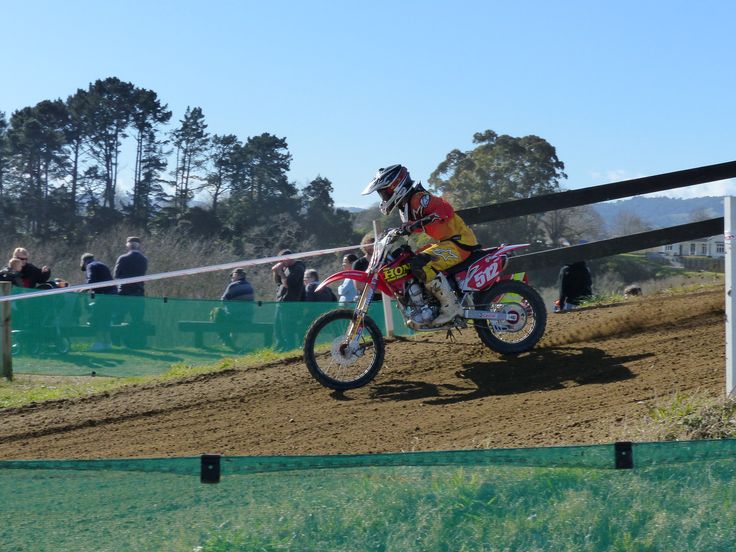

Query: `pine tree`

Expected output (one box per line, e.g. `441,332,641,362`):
170,106,209,215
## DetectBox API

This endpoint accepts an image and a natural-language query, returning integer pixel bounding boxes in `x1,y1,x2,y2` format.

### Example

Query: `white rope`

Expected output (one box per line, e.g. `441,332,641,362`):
0,243,363,303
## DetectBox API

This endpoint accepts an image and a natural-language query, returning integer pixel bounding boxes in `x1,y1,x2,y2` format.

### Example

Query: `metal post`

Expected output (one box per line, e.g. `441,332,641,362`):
1,282,12,381
372,220,395,338
725,197,735,396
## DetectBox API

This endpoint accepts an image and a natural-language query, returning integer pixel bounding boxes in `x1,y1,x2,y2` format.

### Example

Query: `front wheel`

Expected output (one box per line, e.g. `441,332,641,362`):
474,280,547,355
303,309,385,390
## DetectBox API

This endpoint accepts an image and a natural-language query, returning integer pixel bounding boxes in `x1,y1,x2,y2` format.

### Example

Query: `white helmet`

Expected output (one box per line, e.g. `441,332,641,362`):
361,164,414,215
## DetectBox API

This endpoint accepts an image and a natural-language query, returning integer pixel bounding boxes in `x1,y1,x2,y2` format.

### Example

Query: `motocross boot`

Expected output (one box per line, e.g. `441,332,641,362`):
427,273,463,325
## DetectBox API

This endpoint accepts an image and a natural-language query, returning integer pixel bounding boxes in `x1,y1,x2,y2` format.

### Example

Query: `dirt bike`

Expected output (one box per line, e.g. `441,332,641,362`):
303,218,547,390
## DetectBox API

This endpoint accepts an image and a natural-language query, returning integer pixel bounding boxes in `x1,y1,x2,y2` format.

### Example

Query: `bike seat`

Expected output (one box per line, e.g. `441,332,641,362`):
444,247,498,276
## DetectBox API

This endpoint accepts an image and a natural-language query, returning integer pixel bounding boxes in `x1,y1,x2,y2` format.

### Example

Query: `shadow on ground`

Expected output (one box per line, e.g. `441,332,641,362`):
371,346,650,405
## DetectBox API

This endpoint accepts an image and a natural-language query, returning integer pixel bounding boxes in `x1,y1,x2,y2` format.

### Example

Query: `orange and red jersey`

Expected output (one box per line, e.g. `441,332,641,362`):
405,190,479,248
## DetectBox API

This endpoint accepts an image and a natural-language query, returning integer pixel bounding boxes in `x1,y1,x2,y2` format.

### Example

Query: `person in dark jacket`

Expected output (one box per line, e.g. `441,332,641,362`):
0,258,24,287
216,268,255,349
556,261,593,312
221,267,255,323
13,247,51,288
271,249,306,351
81,253,117,351
302,269,337,302
221,268,255,302
272,249,305,302
113,236,148,328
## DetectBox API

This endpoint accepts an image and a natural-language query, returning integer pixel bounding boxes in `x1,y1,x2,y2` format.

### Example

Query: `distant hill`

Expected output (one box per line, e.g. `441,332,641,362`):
344,196,725,235
592,196,724,232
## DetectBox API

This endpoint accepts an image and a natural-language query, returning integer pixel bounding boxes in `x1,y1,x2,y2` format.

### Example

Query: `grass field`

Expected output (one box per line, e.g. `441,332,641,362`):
2,448,736,551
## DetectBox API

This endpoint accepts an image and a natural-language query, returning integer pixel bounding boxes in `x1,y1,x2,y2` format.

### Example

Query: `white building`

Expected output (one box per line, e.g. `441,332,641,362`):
661,235,725,258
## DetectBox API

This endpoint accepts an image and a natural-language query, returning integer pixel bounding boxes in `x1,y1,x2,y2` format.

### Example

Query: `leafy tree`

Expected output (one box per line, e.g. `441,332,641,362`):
63,89,92,217
6,100,69,234
247,212,305,258
301,176,360,247
84,77,137,209
170,106,209,215
540,205,606,246
610,211,652,236
429,130,567,246
128,88,171,226
0,78,363,268
174,205,223,238
224,133,297,233
243,133,295,210
205,133,242,215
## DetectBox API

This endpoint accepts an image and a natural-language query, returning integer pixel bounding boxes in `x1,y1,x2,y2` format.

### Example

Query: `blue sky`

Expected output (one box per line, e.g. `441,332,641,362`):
1,0,734,207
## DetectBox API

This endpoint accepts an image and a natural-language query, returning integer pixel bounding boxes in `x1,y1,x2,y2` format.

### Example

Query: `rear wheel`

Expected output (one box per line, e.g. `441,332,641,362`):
303,309,385,390
474,280,547,355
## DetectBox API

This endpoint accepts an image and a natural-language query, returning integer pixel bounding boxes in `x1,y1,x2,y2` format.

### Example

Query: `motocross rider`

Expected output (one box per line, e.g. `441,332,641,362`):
362,164,480,325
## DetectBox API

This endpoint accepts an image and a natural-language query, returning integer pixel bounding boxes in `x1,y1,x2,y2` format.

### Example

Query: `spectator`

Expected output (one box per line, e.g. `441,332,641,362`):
80,253,117,351
0,258,24,287
114,236,148,296
272,249,306,302
272,248,306,351
221,268,255,302
555,261,592,312
353,232,380,299
12,247,51,288
113,236,148,327
303,269,337,302
337,253,359,303
216,268,255,349
352,233,374,273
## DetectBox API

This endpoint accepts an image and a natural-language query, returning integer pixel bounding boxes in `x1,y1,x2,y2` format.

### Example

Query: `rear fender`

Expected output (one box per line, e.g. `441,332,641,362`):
460,244,531,291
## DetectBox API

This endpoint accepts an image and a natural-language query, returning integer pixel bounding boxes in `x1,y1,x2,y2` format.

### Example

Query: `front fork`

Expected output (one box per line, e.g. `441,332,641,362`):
341,274,379,352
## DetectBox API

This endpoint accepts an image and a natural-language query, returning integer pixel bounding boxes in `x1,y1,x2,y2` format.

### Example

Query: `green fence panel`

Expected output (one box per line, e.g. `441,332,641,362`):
2,440,736,551
1,293,411,377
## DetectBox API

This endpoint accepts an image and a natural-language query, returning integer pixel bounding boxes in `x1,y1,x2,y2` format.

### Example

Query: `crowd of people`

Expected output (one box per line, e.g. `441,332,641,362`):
1,237,150,352
0,234,360,353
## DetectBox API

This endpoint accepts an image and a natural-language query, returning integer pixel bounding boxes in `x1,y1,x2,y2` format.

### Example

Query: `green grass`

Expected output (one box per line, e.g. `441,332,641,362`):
0,376,124,409
3,455,736,551
632,392,736,442
0,346,303,410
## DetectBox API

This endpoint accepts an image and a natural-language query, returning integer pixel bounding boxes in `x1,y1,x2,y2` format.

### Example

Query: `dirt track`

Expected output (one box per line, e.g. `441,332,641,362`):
0,287,725,460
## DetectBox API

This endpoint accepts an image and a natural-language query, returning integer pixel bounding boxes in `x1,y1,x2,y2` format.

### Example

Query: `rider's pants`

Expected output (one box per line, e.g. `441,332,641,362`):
409,240,471,282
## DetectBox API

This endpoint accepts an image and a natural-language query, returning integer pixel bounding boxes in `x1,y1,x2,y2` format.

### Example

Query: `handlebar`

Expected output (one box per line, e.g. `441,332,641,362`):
385,213,442,239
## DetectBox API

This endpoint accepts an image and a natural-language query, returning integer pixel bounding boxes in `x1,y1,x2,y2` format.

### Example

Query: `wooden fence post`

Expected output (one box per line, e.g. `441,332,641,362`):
1,282,12,381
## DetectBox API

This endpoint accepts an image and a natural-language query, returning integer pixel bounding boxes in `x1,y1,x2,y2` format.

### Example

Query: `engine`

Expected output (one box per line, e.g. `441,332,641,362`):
404,281,438,327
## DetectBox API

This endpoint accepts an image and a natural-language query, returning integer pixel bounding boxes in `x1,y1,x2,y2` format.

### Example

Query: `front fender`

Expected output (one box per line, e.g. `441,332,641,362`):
317,270,370,291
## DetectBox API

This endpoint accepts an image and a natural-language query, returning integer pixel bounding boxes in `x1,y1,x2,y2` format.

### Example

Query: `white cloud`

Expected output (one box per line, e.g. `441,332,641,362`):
589,169,736,199
589,169,646,183
644,179,736,199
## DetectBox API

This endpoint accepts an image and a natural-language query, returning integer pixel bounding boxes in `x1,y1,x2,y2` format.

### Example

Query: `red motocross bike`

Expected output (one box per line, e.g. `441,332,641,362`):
303,220,547,390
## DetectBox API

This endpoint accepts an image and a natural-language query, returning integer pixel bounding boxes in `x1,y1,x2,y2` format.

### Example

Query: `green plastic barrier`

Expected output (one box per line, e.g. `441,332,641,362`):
1,292,412,377
1,440,736,551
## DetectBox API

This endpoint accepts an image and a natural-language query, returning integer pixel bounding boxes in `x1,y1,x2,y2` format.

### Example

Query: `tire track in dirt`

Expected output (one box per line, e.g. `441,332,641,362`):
542,290,723,346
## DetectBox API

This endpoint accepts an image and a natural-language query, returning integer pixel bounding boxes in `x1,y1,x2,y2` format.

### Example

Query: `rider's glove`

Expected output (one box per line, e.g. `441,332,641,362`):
398,222,417,236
